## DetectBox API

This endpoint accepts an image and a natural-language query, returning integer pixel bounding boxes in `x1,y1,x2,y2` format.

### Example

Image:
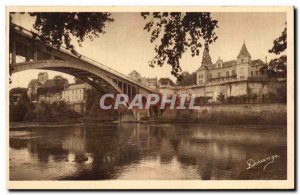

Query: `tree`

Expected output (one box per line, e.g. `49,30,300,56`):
269,24,287,55
176,71,196,86
10,12,218,78
24,12,114,56
141,12,218,79
268,55,287,77
267,24,287,77
9,88,32,122
37,75,69,95
85,88,118,120
217,93,225,103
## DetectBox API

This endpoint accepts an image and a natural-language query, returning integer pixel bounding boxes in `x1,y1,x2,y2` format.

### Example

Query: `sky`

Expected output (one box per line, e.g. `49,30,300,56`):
10,12,286,89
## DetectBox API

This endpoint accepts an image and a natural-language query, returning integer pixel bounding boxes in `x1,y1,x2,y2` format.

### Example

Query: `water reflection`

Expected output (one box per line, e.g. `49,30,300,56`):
9,124,287,180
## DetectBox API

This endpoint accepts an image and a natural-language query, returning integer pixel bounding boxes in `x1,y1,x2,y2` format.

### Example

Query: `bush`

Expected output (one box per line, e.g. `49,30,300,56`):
24,110,36,121
217,93,225,103
23,100,80,122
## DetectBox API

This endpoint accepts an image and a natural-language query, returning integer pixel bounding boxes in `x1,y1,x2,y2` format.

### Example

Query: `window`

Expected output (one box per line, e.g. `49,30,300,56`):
256,71,259,76
239,67,244,74
240,75,245,79
218,72,221,77
241,59,244,63
208,73,212,79
231,70,236,75
199,74,203,79
251,71,253,76
226,71,230,77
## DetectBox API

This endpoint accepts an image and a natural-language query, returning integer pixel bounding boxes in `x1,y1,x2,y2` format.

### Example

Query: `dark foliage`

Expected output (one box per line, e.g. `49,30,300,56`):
260,55,287,78
37,76,69,95
269,24,287,55
9,88,33,122
24,101,80,122
217,93,225,103
177,71,196,86
9,86,80,122
85,88,119,120
267,24,287,78
28,12,114,56
141,12,218,78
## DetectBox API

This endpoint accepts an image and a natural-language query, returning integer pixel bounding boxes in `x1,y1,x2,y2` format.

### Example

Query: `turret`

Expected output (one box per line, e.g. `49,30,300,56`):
236,42,251,80
197,47,212,85
201,47,213,67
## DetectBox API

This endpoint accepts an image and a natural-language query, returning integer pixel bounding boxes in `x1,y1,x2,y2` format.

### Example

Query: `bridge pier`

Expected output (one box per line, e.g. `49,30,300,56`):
11,40,16,64
135,110,140,121
118,110,140,123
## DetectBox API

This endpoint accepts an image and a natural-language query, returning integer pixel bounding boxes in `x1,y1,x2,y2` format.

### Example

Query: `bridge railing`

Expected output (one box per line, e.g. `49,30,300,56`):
11,23,159,93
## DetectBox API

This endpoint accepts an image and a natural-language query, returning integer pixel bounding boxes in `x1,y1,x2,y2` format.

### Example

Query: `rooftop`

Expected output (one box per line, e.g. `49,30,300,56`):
237,42,251,58
64,83,91,91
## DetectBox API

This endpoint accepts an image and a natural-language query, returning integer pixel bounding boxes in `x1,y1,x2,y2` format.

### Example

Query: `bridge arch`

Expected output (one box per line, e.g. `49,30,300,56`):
10,23,158,120
11,60,123,95
10,60,143,119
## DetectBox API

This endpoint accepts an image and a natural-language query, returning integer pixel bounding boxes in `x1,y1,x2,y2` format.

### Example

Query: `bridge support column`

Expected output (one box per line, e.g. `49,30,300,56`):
25,49,31,62
118,110,138,123
11,40,16,64
134,109,140,121
33,49,38,60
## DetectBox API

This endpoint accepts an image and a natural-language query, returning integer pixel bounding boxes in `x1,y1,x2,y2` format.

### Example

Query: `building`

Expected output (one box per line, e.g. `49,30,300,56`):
27,72,48,101
38,93,61,104
143,78,158,89
27,73,69,103
128,70,158,89
128,70,142,82
196,42,266,86
61,83,92,113
159,42,285,102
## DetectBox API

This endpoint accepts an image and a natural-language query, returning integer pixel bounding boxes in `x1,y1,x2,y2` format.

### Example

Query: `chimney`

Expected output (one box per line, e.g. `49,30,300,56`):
265,56,270,69
265,56,267,64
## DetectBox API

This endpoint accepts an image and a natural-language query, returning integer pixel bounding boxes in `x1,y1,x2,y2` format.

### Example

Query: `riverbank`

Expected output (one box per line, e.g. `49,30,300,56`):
151,103,287,125
9,103,287,128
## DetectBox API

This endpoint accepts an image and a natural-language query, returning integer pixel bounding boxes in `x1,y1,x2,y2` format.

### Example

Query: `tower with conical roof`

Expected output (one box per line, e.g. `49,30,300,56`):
201,47,213,67
236,42,251,80
197,47,213,85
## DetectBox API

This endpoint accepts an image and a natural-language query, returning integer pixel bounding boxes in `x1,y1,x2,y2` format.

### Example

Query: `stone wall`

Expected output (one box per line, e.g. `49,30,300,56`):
158,79,286,101
157,103,287,125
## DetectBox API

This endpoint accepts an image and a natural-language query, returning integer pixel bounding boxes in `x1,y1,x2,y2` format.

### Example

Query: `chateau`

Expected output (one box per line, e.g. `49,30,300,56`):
196,42,266,85
159,42,285,102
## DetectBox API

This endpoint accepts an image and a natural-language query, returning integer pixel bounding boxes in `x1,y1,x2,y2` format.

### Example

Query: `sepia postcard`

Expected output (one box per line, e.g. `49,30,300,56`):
6,6,294,190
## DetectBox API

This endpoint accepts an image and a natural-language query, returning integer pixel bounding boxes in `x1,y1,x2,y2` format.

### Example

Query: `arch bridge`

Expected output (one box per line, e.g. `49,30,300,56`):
9,23,159,121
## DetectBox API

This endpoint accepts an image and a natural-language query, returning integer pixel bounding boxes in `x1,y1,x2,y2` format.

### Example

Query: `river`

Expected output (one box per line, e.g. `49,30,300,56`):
9,123,287,180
